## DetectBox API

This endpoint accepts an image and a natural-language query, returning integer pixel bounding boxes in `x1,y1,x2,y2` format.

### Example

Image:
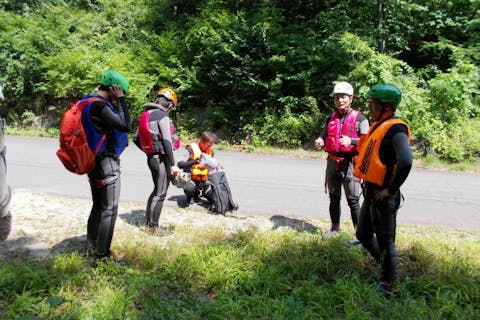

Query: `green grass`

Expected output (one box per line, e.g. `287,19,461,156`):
1,226,479,319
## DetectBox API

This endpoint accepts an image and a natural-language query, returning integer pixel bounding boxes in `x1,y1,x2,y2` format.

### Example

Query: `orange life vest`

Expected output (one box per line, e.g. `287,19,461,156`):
187,143,212,181
354,118,410,186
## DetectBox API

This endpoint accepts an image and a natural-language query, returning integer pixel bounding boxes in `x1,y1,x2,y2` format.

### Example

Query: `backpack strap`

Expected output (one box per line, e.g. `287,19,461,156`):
78,97,109,158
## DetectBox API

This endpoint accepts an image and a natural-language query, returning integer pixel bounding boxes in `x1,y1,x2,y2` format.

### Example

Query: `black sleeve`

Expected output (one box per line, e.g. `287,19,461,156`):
177,146,197,169
162,140,176,166
91,97,131,132
177,159,197,169
116,97,132,132
388,130,413,195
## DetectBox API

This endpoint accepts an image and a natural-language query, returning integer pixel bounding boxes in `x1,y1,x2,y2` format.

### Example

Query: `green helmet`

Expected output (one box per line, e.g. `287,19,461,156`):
367,84,402,107
99,70,129,93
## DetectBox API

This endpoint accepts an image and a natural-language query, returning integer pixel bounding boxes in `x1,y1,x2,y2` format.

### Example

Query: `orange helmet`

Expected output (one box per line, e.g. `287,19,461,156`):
157,88,178,105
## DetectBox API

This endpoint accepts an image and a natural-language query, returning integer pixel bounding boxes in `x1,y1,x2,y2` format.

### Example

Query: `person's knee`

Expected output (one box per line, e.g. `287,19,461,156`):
376,234,395,250
347,196,360,208
356,225,372,242
100,209,115,220
183,182,196,194
151,193,167,202
356,229,366,241
329,193,341,203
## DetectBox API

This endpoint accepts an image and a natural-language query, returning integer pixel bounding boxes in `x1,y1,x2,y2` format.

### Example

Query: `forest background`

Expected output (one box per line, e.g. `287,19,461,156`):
0,0,479,163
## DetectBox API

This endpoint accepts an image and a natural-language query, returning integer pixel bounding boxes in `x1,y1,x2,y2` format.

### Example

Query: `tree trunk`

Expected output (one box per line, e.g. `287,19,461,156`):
377,0,386,53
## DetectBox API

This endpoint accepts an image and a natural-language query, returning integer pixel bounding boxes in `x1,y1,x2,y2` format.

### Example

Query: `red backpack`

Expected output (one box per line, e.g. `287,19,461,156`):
56,97,106,175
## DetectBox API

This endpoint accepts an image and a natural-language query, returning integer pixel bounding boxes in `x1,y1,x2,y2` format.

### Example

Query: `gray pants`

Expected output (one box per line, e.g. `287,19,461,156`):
146,154,170,228
325,157,361,228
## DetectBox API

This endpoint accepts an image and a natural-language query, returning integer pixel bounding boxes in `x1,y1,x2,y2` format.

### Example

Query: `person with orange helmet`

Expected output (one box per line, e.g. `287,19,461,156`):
315,81,369,240
134,87,180,236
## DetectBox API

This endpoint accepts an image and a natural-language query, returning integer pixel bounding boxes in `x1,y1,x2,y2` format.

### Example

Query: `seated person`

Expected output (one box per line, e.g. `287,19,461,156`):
176,131,219,205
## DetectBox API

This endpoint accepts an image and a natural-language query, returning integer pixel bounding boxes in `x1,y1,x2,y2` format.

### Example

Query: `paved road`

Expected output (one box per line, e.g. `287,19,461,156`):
6,135,480,230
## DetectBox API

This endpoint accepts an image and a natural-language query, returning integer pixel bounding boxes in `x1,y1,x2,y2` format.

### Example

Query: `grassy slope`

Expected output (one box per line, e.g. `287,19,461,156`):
1,226,479,319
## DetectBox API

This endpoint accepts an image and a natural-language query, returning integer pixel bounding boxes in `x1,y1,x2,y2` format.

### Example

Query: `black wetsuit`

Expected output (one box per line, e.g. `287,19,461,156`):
86,95,131,259
133,103,175,229
356,122,412,284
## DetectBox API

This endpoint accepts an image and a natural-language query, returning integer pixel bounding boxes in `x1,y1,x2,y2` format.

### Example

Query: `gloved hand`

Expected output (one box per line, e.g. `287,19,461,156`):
314,137,324,150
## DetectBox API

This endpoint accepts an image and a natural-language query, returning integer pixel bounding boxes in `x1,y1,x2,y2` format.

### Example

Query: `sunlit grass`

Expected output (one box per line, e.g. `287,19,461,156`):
1,224,478,319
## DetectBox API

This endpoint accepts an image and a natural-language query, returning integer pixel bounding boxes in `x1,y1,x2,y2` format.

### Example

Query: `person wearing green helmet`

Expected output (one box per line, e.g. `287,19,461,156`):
353,83,413,294
83,70,132,263
99,70,130,93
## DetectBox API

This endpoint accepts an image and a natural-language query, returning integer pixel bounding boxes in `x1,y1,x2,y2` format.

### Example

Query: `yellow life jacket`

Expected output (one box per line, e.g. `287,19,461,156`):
354,118,410,186
187,143,212,181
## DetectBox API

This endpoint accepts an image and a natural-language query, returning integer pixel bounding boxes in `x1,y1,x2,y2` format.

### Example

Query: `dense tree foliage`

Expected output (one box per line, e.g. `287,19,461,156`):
0,0,478,161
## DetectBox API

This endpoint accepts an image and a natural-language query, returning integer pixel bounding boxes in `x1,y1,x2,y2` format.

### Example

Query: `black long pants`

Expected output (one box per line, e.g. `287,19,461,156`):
356,186,402,283
183,180,212,202
325,158,361,228
87,156,121,259
146,154,170,228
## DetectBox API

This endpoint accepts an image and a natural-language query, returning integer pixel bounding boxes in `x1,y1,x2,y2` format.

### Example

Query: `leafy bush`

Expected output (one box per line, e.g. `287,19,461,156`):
259,96,320,148
0,0,479,162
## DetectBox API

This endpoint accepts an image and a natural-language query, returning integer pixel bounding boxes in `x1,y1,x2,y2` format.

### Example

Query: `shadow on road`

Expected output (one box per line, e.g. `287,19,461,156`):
168,194,188,207
270,215,318,233
168,194,212,211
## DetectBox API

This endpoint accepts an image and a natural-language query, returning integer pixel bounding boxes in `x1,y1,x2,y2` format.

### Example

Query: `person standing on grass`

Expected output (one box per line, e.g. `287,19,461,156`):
354,83,413,293
134,88,180,236
85,70,131,261
314,81,369,239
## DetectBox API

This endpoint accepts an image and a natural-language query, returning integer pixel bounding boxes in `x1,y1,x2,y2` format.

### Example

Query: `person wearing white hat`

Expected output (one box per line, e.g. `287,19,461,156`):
314,81,369,240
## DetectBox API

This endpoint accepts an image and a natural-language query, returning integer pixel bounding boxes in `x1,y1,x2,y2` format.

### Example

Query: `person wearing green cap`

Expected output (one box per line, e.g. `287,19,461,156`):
354,83,413,294
83,70,132,263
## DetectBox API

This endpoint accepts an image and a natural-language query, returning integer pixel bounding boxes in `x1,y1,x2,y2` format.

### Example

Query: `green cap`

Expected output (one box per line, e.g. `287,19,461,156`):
367,84,402,107
99,70,129,93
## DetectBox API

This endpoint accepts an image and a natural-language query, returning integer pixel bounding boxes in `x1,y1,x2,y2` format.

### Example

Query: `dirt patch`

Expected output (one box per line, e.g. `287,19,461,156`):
0,190,323,259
